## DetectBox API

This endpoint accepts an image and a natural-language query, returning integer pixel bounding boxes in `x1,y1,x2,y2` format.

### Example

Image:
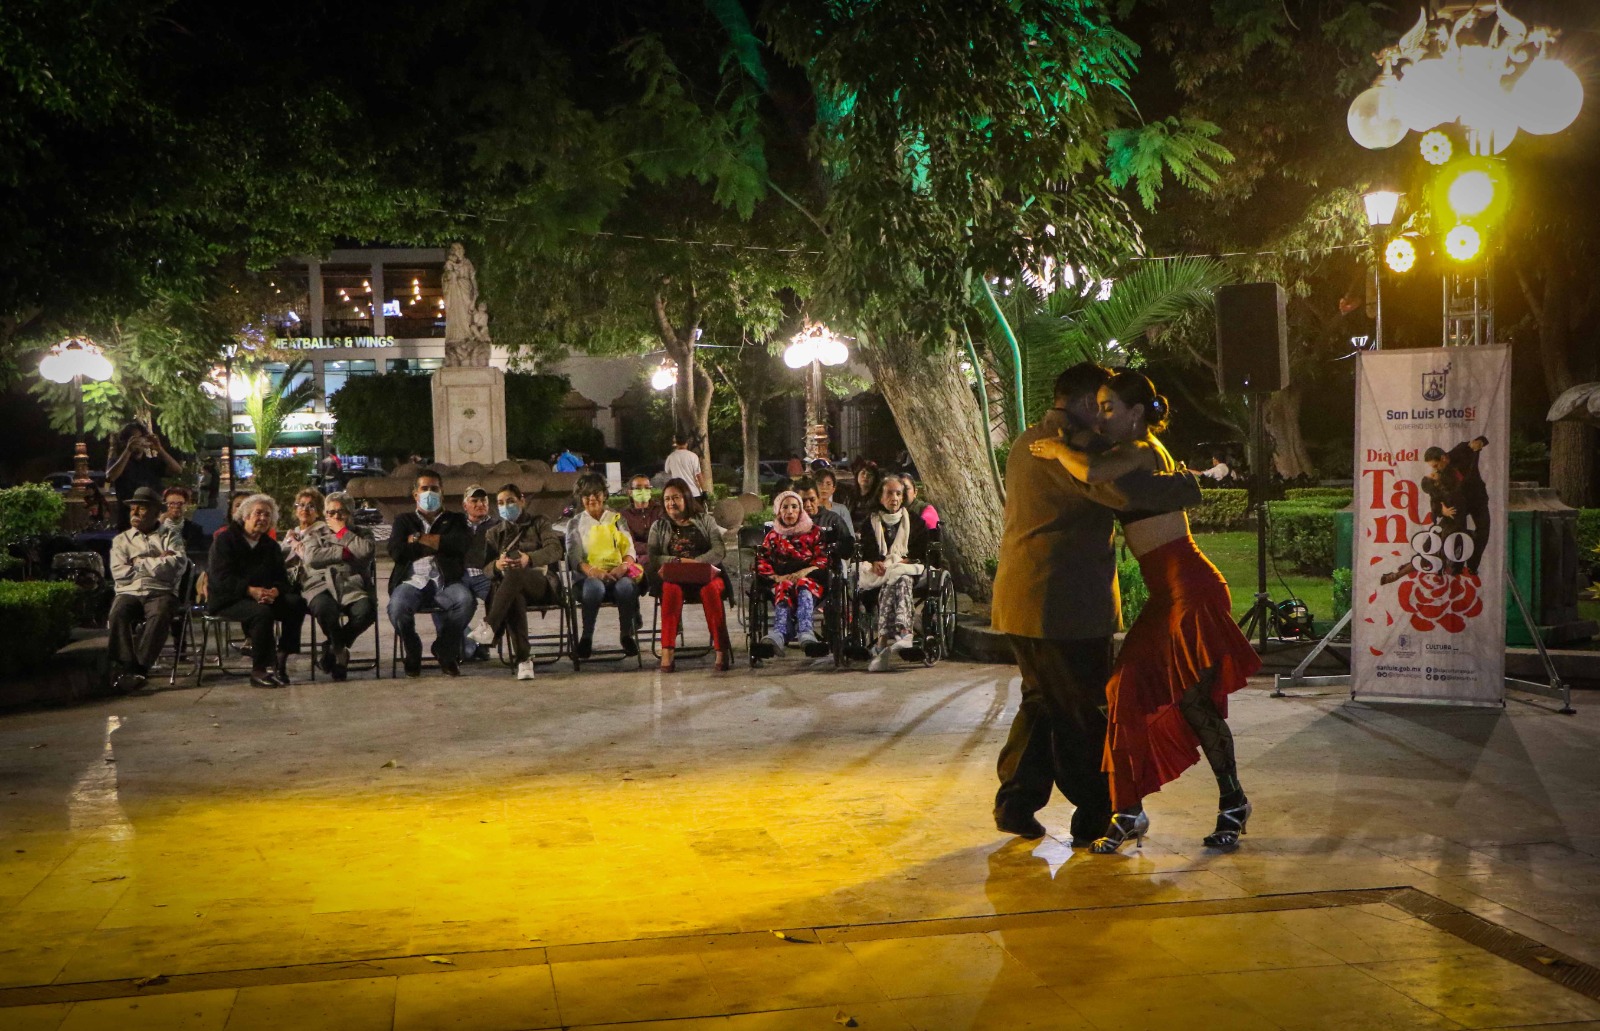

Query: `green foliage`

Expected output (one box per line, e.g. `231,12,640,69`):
504,373,604,461
330,375,433,461
981,257,1233,426
1266,502,1337,575
252,456,315,530
243,358,316,455
1331,567,1353,624
0,484,66,546
1282,488,1352,507
1577,509,1600,561
1117,550,1148,629
1191,488,1250,531
0,580,77,673
743,506,774,529
1107,117,1233,211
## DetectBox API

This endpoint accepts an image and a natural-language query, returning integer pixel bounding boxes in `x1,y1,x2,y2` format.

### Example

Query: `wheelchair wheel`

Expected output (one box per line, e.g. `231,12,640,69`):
745,580,771,668
934,570,957,661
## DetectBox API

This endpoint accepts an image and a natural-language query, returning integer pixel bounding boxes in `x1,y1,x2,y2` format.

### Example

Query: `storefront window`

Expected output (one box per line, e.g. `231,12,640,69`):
323,265,374,336
386,358,444,375
323,358,377,404
384,266,446,338
262,362,317,412
268,272,310,338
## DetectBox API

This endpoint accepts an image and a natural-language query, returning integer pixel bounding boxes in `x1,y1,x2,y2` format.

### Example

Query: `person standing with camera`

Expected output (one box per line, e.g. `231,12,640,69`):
107,421,182,530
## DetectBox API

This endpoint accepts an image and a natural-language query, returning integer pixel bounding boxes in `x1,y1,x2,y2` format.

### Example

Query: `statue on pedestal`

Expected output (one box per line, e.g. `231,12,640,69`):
443,243,491,367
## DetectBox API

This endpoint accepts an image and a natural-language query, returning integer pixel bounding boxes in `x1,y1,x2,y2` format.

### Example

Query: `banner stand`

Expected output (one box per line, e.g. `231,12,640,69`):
1271,568,1574,714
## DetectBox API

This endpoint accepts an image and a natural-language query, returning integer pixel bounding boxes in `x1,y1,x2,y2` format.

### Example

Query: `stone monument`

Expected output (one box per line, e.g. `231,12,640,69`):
432,243,507,465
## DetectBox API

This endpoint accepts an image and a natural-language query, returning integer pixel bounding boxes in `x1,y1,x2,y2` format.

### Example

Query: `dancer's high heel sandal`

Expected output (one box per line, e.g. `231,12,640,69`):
1089,811,1149,854
1202,800,1252,848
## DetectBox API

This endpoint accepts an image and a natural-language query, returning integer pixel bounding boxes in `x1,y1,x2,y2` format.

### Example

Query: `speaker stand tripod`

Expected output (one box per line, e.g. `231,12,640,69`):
1236,391,1279,649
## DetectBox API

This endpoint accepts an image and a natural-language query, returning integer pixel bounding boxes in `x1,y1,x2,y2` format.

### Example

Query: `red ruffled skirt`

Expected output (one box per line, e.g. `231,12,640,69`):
1103,536,1261,804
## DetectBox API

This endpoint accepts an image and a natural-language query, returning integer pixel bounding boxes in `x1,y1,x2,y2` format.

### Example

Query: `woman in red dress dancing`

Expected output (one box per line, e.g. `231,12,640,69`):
1030,371,1261,853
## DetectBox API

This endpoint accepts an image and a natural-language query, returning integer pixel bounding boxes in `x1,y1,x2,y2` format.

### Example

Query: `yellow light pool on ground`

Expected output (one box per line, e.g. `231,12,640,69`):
1447,170,1496,217
1445,224,1483,261
1385,237,1417,273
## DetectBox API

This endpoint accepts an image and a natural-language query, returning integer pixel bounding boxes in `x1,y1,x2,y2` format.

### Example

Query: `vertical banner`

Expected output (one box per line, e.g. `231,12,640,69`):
1352,346,1510,704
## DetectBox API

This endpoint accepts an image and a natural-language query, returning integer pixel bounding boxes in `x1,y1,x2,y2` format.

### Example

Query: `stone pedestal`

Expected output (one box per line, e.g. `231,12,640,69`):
432,366,507,466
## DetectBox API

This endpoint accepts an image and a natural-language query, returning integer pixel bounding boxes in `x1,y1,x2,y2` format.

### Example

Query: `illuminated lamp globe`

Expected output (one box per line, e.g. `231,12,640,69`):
783,339,815,369
37,352,66,384
650,364,678,391
39,337,113,384
1385,237,1417,273
817,337,849,366
1514,58,1584,135
1362,190,1401,228
227,372,253,402
1419,130,1453,165
1395,58,1458,132
1446,170,1496,218
1347,75,1407,150
1444,224,1482,262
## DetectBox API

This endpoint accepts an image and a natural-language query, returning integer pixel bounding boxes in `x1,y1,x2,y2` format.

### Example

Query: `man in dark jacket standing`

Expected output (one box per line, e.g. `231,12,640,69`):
208,493,307,687
388,469,472,677
991,363,1203,844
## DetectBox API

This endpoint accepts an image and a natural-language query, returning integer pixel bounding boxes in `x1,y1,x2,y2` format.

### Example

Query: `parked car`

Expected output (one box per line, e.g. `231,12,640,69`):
45,471,112,496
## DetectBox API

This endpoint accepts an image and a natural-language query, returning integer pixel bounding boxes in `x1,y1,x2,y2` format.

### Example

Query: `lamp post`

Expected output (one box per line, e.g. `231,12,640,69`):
202,345,251,497
1362,190,1401,349
38,337,114,523
784,325,850,463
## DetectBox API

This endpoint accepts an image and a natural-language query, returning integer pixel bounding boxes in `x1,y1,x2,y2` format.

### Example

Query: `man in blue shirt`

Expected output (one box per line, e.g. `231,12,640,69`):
554,448,584,472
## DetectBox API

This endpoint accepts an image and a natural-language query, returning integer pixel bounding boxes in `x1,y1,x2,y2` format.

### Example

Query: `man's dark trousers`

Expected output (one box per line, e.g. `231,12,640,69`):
109,594,178,671
994,635,1114,842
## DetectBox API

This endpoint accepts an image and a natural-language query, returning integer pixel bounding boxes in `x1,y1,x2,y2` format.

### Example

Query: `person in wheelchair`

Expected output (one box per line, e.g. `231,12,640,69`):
856,473,929,672
755,490,830,657
646,478,731,673
484,483,565,681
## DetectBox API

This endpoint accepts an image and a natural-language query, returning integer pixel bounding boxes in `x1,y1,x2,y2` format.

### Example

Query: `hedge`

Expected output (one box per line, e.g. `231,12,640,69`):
1117,550,1148,628
1282,487,1353,508
1579,508,1600,561
0,483,66,547
1266,502,1338,575
1191,488,1250,531
0,581,77,674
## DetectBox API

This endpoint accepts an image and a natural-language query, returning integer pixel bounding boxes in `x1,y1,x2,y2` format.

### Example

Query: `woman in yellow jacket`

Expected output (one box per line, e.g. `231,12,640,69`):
565,474,644,658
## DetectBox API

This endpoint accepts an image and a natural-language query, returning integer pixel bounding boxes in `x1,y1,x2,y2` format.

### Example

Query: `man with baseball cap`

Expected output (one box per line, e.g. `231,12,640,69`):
459,484,501,661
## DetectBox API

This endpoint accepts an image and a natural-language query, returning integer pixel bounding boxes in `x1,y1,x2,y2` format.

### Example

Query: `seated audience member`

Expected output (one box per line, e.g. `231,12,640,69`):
208,493,307,687
794,476,853,556
856,474,929,672
619,474,664,556
814,467,854,533
292,490,376,681
646,478,730,672
1200,452,1234,483
387,469,472,678
108,487,186,691
902,478,940,530
483,483,564,681
850,461,882,522
160,486,206,552
756,490,830,655
459,485,502,662
566,473,643,658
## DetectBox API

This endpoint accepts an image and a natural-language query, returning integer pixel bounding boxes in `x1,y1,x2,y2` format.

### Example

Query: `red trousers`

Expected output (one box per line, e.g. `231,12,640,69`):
660,577,728,650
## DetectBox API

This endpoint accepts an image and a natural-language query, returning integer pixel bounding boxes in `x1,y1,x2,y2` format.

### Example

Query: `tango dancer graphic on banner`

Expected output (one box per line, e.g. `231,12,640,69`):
1352,348,1509,705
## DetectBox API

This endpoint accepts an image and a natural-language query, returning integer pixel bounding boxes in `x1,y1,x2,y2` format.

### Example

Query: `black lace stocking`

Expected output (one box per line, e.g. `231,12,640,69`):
1178,668,1245,808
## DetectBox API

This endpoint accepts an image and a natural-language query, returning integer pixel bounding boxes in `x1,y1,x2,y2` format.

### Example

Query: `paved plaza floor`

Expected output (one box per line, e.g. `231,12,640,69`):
2,613,1600,1029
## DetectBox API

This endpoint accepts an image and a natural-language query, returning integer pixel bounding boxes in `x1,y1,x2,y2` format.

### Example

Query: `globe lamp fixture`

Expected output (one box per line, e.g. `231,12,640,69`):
1348,4,1583,154
785,324,851,369
650,363,679,391
38,337,113,384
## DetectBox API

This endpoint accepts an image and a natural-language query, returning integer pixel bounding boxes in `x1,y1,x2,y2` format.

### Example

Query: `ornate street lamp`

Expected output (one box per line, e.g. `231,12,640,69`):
201,344,253,494
38,337,114,516
1348,3,1583,157
784,324,850,462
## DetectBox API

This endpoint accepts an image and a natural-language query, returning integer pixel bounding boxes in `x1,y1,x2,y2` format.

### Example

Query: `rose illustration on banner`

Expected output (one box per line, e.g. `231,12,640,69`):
1395,570,1484,633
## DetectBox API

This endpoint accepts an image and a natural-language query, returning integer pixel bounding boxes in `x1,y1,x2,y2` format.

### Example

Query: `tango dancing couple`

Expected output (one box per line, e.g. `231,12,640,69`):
994,363,1261,854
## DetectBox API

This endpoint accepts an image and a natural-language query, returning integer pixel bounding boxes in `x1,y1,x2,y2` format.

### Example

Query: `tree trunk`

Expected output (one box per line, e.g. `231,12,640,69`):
738,396,760,497
1521,263,1598,507
1549,421,1596,509
1264,385,1315,480
859,331,1004,601
654,289,715,491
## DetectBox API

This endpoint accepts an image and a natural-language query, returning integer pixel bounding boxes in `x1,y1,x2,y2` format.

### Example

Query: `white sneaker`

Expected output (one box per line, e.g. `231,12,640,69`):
515,660,537,681
469,620,495,646
868,647,894,672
